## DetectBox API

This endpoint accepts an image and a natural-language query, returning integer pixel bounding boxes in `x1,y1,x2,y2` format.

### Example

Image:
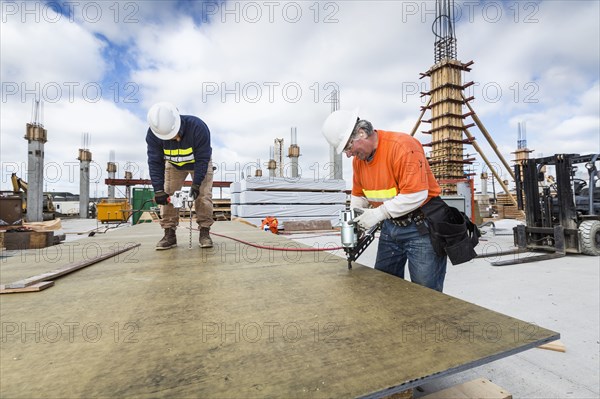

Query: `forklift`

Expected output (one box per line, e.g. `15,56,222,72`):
492,153,599,266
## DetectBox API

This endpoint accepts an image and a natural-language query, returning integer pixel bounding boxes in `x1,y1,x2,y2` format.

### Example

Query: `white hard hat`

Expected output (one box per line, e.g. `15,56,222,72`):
147,102,181,140
321,108,360,154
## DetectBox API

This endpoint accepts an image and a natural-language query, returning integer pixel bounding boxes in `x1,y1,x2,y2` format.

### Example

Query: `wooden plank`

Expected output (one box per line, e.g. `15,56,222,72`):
137,211,158,223
537,340,566,353
0,281,54,294
422,378,512,399
385,388,413,399
2,231,54,250
231,217,259,228
4,243,141,289
29,231,53,248
23,218,62,232
282,219,333,232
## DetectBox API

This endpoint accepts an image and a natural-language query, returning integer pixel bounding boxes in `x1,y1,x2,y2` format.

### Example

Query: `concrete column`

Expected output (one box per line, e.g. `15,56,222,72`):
267,160,276,178
267,146,276,178
25,123,47,222
124,171,132,201
480,172,488,195
456,180,472,220
78,149,92,218
288,127,300,178
107,162,117,199
289,147,300,178
329,145,343,180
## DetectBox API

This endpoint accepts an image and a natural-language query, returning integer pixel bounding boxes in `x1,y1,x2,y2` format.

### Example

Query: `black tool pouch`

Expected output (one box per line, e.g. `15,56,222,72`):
421,197,481,265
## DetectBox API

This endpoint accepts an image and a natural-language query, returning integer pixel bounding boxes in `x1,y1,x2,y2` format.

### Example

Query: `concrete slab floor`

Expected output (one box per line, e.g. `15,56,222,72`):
290,220,600,398
0,219,596,398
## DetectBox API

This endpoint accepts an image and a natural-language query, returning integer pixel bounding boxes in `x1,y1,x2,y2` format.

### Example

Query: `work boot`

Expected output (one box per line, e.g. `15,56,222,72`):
199,227,213,248
156,228,177,250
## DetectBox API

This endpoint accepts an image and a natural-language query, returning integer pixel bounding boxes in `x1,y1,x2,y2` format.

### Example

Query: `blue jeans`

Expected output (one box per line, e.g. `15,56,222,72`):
375,220,447,292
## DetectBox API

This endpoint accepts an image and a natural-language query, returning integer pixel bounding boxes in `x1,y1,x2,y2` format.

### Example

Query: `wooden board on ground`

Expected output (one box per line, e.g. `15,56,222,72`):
231,217,259,228
282,219,333,232
23,218,62,232
386,388,413,399
0,281,54,294
0,243,141,293
421,378,512,399
537,340,566,353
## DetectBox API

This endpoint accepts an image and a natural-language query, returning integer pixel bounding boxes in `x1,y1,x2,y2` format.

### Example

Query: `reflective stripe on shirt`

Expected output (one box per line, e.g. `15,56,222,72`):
164,147,195,166
362,187,398,203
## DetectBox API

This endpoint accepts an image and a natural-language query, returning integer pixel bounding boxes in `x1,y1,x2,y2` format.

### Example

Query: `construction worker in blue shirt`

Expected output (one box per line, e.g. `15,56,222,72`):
146,102,214,250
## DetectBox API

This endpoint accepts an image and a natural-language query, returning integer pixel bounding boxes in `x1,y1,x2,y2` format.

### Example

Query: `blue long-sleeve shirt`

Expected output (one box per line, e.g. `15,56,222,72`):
146,115,212,192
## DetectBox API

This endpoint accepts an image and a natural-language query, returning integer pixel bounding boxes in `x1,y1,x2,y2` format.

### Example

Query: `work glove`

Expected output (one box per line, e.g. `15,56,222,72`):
154,190,169,205
189,184,200,201
352,206,389,230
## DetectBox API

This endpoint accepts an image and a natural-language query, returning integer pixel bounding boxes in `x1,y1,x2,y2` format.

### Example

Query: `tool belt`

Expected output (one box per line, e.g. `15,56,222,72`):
420,196,481,265
389,208,425,227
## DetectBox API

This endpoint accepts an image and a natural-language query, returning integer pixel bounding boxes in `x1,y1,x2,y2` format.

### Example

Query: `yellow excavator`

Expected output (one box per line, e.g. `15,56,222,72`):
11,173,56,220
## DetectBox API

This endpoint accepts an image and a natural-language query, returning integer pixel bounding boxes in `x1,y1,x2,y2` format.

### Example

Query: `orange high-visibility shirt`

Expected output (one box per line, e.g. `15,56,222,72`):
351,130,441,207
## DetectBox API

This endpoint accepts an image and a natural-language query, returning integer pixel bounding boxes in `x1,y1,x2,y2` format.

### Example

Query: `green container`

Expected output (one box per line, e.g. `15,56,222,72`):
132,188,156,225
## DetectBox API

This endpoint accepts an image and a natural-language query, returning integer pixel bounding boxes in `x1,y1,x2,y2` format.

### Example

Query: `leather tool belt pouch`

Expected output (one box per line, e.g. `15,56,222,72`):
420,196,481,265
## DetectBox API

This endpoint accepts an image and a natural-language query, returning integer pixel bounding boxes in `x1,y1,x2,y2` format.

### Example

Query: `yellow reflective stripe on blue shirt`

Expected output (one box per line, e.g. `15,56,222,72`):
164,147,195,166
166,155,195,166
362,187,397,203
164,147,193,156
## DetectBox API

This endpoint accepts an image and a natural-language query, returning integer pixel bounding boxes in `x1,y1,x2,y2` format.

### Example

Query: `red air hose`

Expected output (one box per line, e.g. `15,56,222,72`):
190,228,344,251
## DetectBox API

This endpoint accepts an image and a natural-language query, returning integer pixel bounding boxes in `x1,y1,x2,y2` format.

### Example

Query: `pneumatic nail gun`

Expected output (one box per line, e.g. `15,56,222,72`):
167,191,187,208
167,191,195,249
339,208,382,269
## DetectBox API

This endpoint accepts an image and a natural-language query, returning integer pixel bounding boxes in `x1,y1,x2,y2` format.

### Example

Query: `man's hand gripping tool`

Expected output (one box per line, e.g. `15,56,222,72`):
168,191,195,249
340,208,382,269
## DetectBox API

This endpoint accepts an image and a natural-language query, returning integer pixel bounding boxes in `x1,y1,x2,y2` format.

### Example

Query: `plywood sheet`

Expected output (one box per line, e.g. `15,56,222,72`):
0,222,559,398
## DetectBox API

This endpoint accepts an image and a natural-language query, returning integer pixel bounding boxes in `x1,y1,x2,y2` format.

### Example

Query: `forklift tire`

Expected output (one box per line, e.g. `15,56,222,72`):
579,220,600,256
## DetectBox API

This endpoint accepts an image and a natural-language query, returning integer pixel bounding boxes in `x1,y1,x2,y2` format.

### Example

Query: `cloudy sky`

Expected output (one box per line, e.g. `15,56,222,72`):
1,0,598,196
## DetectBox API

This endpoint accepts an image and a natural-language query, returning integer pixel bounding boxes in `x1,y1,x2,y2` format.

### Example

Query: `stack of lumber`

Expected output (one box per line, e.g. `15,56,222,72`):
496,193,524,220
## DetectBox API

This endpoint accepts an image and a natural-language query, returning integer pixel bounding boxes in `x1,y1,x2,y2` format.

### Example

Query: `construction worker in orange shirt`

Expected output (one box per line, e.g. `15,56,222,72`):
322,109,449,292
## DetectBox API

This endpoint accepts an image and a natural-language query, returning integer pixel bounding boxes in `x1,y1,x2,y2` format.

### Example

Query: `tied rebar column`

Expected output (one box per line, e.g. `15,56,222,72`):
24,100,47,222
288,127,300,178
329,89,343,180
422,0,473,194
78,133,92,218
107,150,117,199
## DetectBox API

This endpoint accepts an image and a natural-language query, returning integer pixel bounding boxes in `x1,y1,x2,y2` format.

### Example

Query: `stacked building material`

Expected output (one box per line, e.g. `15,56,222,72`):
230,177,346,229
497,193,525,219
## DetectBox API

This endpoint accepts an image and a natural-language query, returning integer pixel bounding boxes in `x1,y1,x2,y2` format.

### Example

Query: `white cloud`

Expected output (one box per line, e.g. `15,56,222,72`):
0,6,107,84
1,0,598,195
